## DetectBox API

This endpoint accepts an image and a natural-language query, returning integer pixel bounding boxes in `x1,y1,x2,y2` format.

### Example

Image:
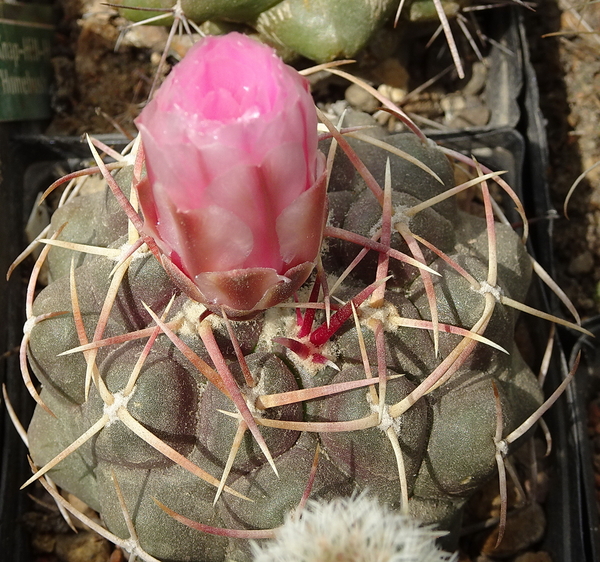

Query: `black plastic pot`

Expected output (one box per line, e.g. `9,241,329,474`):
0,2,54,558
407,5,524,132
0,122,41,562
518,10,600,561
566,316,600,562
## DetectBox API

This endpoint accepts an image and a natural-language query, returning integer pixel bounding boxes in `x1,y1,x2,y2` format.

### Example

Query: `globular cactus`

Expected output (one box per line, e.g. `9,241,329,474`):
15,32,581,562
112,0,465,63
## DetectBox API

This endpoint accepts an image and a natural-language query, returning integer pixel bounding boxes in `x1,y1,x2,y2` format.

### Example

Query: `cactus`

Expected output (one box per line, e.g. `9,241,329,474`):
12,32,584,562
251,492,456,561
111,0,467,66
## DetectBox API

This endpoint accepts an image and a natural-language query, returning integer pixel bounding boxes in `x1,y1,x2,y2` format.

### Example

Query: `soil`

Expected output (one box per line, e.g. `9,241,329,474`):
17,0,600,561
525,0,600,317
524,0,600,545
48,0,508,136
47,0,161,136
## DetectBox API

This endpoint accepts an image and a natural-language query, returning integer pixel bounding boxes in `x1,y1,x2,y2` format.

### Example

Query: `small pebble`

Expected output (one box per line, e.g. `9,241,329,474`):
463,61,488,96
378,83,407,104
441,94,490,128
441,93,467,114
344,84,379,113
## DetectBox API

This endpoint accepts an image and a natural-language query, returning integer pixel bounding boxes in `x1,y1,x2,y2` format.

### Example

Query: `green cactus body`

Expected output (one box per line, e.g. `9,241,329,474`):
113,0,466,62
408,0,464,22
114,0,282,25
26,131,542,561
254,0,399,62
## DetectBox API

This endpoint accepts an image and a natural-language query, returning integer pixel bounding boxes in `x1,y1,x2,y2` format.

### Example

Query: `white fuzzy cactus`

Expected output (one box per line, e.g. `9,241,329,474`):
251,493,457,562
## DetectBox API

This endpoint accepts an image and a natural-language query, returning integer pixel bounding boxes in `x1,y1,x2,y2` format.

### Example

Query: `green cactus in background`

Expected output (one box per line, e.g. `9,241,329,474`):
111,0,466,62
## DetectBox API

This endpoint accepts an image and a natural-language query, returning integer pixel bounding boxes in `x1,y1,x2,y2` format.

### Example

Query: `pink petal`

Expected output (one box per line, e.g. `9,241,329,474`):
277,159,328,267
170,205,254,275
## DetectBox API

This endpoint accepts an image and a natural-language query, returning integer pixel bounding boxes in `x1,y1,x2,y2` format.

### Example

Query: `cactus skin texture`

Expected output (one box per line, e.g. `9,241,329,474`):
112,0,464,62
24,126,542,561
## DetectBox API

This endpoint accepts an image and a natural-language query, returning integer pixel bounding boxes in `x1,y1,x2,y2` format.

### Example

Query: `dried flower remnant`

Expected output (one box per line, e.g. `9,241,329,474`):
135,33,327,318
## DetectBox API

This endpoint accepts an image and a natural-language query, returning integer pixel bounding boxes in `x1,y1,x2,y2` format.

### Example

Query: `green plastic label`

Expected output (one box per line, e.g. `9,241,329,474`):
0,2,54,122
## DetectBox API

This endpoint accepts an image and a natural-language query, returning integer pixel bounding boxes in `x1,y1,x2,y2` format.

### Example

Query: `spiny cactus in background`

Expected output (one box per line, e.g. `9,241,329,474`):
9,32,586,562
111,0,471,73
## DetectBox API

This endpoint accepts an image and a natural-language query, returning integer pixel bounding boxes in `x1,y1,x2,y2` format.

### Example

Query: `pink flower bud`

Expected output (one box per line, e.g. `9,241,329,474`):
135,33,327,318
